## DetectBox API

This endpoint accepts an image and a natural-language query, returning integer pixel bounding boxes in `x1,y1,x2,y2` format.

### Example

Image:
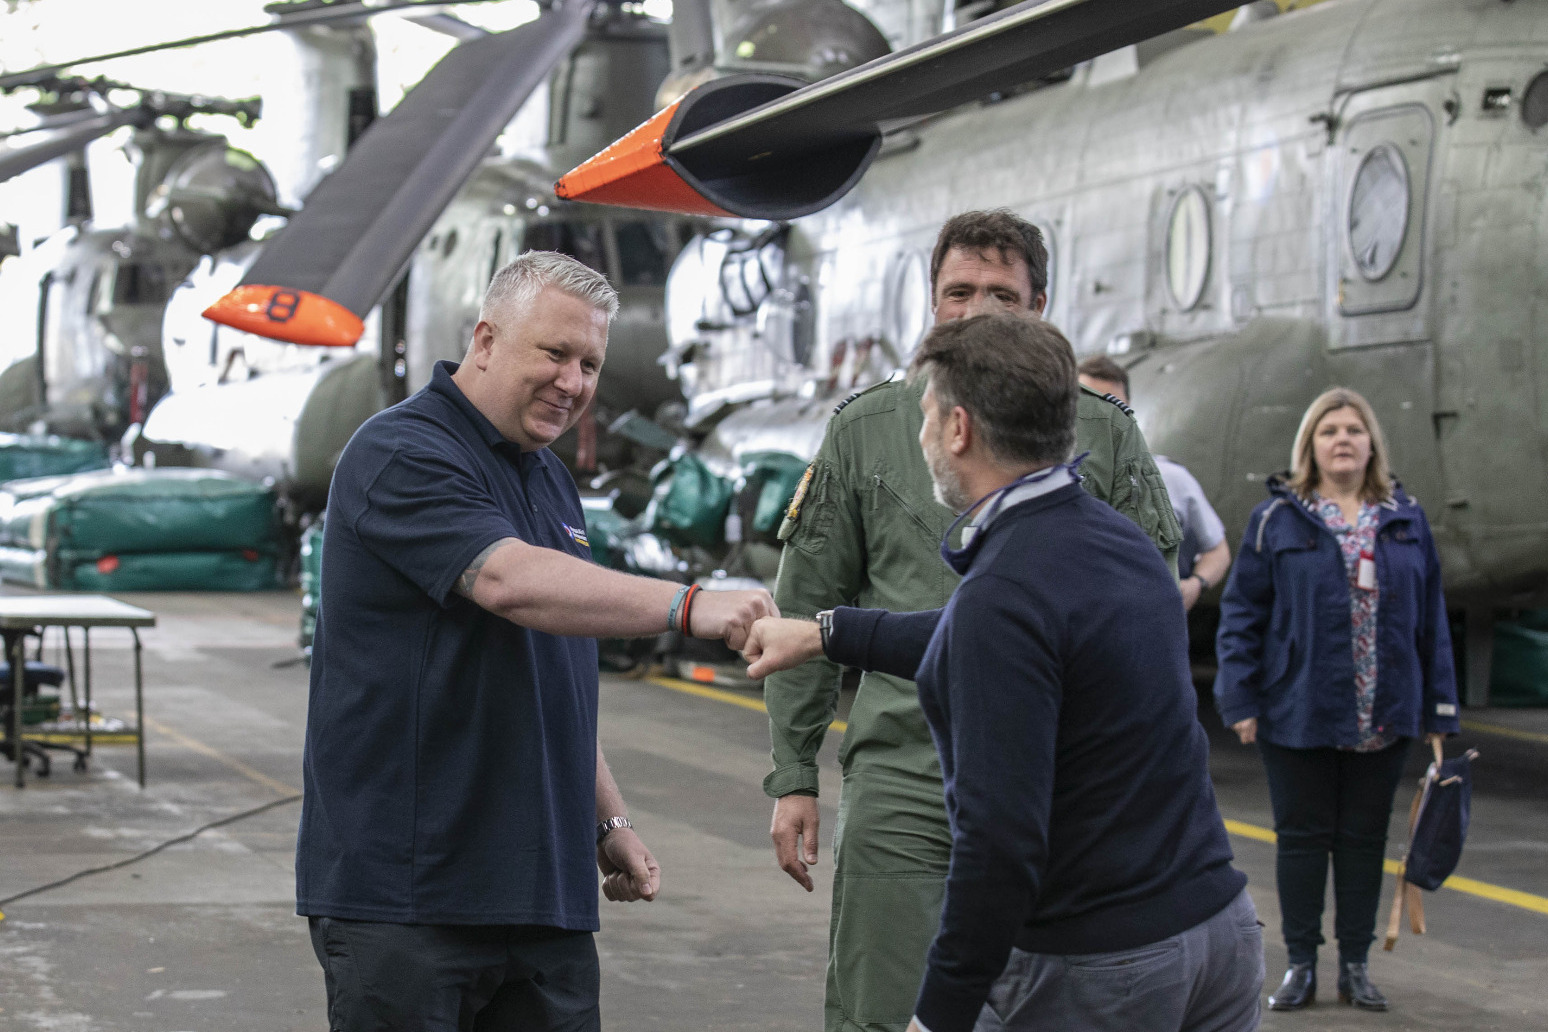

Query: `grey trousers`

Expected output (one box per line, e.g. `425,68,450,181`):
975,889,1264,1032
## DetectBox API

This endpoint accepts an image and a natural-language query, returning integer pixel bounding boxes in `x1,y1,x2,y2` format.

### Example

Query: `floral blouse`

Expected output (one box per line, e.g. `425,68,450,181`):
1312,494,1389,752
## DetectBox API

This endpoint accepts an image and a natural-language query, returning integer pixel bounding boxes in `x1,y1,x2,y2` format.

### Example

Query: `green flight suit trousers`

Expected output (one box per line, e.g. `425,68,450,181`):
826,769,952,1032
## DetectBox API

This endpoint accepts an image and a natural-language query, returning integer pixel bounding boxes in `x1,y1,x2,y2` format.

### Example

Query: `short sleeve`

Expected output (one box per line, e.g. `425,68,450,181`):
353,444,522,607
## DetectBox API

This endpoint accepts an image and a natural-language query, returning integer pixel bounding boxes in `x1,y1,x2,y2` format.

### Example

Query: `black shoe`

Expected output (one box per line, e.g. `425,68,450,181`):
1338,961,1389,1011
1269,963,1317,1010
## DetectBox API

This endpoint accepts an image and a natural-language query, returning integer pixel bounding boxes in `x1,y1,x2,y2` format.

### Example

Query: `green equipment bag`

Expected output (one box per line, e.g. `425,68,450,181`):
0,468,278,554
645,453,732,550
739,451,811,541
62,549,280,592
0,433,109,483
299,518,325,651
1492,618,1548,707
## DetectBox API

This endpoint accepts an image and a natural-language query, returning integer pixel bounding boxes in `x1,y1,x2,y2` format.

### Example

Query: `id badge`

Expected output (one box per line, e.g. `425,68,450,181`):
1357,549,1377,591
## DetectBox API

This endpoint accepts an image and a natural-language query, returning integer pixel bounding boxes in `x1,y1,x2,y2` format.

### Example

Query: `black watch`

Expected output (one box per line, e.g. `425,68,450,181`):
1191,573,1211,591
817,610,834,654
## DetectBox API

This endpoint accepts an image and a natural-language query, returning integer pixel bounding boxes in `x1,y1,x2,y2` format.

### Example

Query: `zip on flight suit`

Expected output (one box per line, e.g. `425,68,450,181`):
765,376,1180,1032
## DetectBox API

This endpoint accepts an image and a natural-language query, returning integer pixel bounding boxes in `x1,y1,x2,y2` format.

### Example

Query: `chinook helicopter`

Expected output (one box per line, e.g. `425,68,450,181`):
557,0,1548,699
0,76,272,441
138,1,716,514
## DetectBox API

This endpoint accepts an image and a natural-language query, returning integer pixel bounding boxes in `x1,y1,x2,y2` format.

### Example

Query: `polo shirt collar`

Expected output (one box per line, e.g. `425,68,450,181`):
428,360,544,474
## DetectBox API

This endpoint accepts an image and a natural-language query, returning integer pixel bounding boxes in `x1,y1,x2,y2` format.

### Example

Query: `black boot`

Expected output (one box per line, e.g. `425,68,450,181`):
1269,963,1317,1010
1338,961,1389,1010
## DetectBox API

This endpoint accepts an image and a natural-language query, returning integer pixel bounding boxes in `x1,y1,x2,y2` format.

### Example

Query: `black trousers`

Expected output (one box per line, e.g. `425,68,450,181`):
1257,738,1410,965
309,917,600,1032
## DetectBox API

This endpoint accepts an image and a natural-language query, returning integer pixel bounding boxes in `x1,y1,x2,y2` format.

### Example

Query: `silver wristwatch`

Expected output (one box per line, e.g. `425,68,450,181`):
817,610,834,653
596,815,633,843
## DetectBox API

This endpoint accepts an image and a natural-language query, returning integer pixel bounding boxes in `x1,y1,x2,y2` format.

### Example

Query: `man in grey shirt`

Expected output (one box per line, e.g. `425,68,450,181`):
1078,355,1230,610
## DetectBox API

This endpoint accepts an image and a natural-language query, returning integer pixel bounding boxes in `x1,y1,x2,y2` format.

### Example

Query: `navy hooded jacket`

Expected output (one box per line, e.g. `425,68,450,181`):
1214,477,1461,749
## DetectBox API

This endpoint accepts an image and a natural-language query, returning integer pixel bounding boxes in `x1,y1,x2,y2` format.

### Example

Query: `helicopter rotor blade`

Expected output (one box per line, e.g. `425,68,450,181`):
557,0,1242,219
0,106,146,183
204,0,595,348
0,0,511,92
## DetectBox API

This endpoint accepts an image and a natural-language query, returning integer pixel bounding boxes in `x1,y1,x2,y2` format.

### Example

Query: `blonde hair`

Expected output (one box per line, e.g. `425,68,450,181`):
1287,387,1393,503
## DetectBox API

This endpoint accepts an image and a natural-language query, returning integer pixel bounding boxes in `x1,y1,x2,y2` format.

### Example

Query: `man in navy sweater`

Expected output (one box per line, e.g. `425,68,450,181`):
743,313,1262,1032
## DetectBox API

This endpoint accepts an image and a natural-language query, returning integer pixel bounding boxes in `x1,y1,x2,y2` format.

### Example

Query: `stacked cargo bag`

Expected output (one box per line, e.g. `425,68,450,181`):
0,468,281,591
0,433,110,481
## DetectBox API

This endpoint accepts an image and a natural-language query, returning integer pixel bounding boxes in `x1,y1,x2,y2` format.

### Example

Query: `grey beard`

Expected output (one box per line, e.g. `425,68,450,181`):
927,450,972,512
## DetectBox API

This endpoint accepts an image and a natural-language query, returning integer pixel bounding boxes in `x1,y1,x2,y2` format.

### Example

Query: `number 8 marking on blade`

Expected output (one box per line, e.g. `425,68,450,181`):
265,289,301,323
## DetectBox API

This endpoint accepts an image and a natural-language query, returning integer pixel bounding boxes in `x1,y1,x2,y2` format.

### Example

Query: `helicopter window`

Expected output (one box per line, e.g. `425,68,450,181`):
1347,142,1410,282
442,229,459,258
1165,187,1211,311
524,221,607,274
614,221,670,286
1523,71,1548,129
114,263,171,306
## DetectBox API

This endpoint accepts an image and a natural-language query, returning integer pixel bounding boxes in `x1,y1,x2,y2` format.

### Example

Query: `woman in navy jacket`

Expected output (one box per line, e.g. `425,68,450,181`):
1215,387,1459,1015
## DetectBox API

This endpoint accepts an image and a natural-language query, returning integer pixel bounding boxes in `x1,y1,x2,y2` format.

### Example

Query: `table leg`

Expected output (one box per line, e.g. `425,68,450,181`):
133,628,145,788
83,627,92,760
62,626,83,752
10,629,25,789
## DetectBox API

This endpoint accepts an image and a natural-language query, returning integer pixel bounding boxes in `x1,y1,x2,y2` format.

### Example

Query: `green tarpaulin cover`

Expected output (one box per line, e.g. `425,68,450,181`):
0,468,279,591
0,434,108,483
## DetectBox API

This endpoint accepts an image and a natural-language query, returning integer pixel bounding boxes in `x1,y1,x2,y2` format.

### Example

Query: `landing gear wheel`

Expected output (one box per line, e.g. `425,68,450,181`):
73,755,88,773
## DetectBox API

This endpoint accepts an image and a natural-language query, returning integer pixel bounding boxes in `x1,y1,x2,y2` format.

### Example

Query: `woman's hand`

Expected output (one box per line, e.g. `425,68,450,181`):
1232,717,1258,745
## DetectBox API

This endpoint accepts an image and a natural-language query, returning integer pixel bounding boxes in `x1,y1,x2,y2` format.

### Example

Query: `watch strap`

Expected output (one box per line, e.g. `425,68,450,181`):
596,815,633,843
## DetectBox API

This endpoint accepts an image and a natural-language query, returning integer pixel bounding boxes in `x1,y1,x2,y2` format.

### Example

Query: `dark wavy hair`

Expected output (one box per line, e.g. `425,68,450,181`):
909,313,1077,467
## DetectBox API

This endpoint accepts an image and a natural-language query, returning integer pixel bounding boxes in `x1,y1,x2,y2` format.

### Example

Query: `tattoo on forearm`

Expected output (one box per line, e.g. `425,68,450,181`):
456,539,510,598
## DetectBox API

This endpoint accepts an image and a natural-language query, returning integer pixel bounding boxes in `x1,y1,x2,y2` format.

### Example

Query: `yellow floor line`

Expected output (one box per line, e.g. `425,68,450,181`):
143,716,299,797
646,677,1547,917
647,675,847,733
1460,719,1548,747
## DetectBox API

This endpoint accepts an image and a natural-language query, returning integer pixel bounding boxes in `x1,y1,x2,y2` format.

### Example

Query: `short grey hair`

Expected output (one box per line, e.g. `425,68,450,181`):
480,250,619,323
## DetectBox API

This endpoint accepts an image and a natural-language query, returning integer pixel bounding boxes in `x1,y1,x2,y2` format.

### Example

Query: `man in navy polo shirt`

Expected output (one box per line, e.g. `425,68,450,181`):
298,251,776,1031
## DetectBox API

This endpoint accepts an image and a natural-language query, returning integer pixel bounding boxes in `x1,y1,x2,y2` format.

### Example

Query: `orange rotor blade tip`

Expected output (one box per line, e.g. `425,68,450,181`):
203,285,364,347
554,102,732,217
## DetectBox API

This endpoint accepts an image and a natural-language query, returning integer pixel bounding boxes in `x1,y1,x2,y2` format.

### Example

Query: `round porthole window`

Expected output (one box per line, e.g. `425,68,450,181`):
1347,142,1410,282
1166,187,1211,311
1523,70,1548,129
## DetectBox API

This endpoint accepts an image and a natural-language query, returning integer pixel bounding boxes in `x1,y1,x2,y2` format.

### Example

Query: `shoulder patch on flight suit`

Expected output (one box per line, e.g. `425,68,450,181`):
833,390,865,415
1099,392,1135,417
831,373,902,416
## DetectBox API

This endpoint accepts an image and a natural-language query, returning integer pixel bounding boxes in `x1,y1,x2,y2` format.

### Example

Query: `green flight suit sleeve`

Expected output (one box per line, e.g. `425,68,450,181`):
1076,391,1182,578
762,418,866,799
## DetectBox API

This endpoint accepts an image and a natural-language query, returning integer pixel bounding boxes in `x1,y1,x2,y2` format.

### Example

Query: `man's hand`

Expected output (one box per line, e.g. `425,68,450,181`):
771,794,820,892
1232,717,1257,745
1179,575,1203,611
598,828,660,902
743,617,824,680
688,588,778,650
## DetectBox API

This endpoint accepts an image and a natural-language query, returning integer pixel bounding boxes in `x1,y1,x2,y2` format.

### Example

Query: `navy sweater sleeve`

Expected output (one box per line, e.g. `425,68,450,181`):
828,607,942,679
913,577,1061,1032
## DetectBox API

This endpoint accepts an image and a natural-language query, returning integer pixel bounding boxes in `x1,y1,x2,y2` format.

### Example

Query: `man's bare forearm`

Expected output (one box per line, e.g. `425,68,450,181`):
462,538,679,637
597,742,628,822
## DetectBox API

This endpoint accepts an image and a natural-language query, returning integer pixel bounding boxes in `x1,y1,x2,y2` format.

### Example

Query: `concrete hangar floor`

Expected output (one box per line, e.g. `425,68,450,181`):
0,590,1544,1031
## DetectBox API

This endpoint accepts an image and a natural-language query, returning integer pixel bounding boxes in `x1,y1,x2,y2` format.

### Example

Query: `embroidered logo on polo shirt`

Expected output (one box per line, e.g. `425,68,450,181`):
562,522,590,547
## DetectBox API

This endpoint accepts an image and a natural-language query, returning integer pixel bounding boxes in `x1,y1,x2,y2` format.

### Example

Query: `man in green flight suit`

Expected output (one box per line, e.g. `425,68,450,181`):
764,209,1181,1032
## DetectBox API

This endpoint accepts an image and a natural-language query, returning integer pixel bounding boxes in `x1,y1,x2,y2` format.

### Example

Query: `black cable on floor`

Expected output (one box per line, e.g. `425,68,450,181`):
0,792,303,917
